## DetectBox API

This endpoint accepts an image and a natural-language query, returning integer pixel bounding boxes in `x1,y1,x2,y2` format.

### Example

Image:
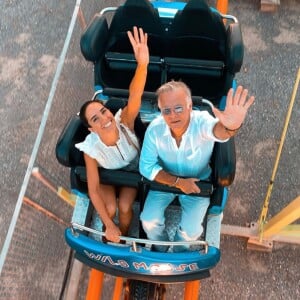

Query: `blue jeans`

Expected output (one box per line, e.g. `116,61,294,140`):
140,190,210,252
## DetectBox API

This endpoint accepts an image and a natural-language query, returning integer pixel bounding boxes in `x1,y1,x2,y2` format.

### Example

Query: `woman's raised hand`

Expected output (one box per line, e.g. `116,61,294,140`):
127,26,149,66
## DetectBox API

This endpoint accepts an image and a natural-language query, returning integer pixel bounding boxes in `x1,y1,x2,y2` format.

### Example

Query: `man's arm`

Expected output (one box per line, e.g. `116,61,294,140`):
212,85,255,139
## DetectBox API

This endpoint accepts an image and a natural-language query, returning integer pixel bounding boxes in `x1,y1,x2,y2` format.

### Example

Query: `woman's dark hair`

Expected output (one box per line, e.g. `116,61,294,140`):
79,100,104,127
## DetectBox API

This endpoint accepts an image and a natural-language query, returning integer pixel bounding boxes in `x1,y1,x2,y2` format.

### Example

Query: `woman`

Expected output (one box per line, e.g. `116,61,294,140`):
76,27,149,242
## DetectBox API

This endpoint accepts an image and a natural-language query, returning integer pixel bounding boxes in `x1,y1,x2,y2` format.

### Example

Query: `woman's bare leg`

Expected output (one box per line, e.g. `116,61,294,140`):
98,184,118,241
99,183,117,219
118,187,137,236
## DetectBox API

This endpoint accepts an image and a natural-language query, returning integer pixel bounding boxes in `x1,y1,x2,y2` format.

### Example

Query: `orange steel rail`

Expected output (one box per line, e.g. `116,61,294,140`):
86,269,104,300
113,277,124,300
184,280,201,300
216,0,228,14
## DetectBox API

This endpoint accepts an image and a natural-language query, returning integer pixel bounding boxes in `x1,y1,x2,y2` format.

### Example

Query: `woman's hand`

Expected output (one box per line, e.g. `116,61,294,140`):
127,26,149,66
122,27,149,130
105,222,121,243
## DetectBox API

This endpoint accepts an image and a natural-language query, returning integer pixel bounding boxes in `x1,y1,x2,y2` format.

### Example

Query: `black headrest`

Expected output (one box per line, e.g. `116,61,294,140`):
107,0,165,55
109,0,164,33
167,0,227,60
169,0,226,40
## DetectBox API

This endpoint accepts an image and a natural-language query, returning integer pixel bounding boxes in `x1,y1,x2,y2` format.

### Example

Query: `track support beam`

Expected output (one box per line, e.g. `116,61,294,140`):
184,280,201,300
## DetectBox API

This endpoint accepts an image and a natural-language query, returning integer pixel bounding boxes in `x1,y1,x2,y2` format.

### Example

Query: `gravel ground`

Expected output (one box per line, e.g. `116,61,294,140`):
0,0,299,299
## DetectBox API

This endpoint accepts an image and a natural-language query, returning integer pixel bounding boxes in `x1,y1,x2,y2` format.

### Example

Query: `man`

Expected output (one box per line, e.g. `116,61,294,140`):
139,81,254,252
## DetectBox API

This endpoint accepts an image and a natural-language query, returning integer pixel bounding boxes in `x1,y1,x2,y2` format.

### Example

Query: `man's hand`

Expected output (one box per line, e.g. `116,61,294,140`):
176,178,201,194
212,85,255,131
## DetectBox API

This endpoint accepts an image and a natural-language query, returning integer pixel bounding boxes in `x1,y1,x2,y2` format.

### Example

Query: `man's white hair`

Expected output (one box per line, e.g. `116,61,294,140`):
156,80,192,108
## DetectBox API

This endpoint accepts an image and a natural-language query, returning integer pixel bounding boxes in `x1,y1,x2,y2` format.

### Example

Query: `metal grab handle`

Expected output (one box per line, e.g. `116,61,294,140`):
71,222,208,254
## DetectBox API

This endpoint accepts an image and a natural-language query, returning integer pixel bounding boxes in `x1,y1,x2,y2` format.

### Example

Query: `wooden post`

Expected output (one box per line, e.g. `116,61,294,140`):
261,0,280,12
77,6,87,30
23,197,68,227
263,196,300,238
65,259,84,300
31,167,76,207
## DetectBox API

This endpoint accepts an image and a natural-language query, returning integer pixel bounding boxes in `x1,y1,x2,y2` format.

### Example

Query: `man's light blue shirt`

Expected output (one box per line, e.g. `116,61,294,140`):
139,110,227,180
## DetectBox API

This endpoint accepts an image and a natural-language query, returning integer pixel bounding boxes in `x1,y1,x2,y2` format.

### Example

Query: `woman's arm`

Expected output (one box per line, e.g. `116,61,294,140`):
121,26,149,130
84,153,121,242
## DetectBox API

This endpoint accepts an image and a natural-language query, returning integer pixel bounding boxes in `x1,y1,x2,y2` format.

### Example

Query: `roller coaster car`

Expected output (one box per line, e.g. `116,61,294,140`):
56,0,243,290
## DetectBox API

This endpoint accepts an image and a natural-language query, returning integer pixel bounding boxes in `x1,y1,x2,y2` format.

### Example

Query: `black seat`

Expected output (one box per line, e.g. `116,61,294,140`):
168,0,227,60
107,0,165,55
56,101,235,208
166,0,243,104
80,0,165,92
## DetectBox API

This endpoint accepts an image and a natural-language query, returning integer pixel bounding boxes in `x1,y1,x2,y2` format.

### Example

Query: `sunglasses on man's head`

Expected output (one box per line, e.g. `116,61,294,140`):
161,105,184,116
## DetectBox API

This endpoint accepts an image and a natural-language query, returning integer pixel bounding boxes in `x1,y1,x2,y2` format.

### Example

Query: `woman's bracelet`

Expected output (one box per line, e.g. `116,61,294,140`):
170,176,180,187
